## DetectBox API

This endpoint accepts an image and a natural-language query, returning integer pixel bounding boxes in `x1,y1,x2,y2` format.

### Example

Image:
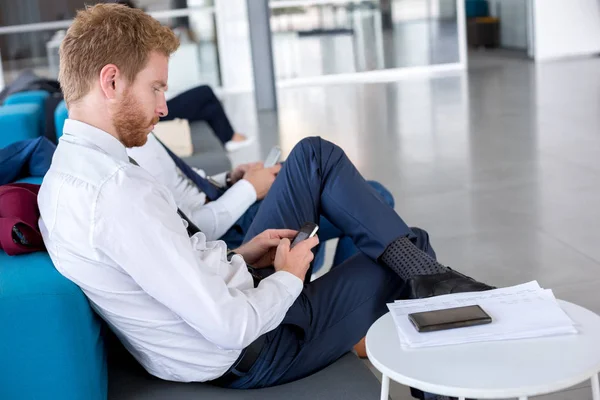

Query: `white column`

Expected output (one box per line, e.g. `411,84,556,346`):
214,0,254,91
456,0,467,69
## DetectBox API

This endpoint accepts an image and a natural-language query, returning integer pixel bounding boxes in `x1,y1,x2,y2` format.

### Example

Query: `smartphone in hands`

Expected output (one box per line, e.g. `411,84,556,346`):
290,222,319,249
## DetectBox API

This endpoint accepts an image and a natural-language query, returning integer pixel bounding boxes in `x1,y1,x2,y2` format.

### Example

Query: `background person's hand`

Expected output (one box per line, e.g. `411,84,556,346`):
229,162,264,184
274,235,319,282
234,229,298,268
243,164,281,200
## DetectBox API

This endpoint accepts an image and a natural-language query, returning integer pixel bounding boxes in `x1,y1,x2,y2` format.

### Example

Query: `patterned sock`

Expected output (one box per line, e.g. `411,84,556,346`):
380,236,448,280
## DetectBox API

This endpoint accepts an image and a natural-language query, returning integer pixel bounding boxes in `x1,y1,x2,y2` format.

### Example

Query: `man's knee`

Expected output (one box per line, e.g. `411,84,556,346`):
296,136,324,152
289,136,341,163
194,84,217,100
287,137,320,163
366,180,395,209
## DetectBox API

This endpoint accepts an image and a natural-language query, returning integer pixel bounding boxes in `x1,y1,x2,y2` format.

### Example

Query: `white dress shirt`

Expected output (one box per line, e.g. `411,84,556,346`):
38,119,303,382
127,134,257,240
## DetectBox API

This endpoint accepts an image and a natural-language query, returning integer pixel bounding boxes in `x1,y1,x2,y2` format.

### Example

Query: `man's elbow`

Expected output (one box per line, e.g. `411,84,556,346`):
206,314,262,350
208,329,255,351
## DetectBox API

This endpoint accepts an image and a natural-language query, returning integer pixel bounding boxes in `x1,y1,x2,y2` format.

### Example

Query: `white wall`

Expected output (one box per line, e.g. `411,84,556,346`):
488,0,528,50
533,0,600,61
136,0,173,12
437,0,456,19
214,0,254,91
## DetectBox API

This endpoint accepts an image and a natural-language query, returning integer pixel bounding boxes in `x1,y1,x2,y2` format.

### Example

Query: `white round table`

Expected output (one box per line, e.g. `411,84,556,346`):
366,300,600,400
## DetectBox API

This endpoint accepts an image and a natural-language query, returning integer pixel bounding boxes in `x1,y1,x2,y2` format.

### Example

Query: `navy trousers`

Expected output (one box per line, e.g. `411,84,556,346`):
220,137,436,389
164,85,235,145
219,180,395,273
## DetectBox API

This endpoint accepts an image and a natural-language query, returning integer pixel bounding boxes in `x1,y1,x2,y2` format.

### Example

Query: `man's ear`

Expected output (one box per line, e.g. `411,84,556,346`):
99,64,121,100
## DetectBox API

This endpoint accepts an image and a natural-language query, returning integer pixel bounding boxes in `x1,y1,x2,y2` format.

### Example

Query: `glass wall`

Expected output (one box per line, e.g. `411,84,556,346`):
1,0,466,94
0,0,71,83
0,0,221,95
269,0,461,81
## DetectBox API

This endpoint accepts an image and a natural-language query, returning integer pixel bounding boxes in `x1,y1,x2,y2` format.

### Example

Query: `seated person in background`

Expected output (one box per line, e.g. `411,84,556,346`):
164,85,252,152
127,133,395,273
39,3,493,390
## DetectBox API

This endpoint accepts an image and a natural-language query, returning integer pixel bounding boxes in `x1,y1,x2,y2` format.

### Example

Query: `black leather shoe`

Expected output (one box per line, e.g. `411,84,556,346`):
407,269,495,299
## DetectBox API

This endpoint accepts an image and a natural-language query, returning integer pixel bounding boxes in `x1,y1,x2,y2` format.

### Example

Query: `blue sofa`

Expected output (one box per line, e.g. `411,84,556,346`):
0,92,106,400
0,251,107,400
0,92,382,400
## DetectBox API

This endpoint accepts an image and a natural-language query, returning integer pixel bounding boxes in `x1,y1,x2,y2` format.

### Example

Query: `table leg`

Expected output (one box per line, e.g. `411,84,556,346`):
591,373,600,400
518,397,528,400
458,397,466,400
380,374,390,400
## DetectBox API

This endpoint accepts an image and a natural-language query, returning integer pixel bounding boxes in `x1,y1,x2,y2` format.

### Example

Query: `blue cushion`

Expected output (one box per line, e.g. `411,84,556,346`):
0,137,56,186
0,104,44,148
0,251,107,400
15,176,44,185
54,100,69,140
4,90,50,108
465,0,489,18
4,91,50,133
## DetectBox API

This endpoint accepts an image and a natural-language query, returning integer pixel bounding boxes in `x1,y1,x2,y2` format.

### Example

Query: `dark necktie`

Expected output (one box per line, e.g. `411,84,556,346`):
128,156,200,237
152,135,224,201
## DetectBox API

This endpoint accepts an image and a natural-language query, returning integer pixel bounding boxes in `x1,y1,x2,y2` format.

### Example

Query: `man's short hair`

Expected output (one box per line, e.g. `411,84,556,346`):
59,3,179,106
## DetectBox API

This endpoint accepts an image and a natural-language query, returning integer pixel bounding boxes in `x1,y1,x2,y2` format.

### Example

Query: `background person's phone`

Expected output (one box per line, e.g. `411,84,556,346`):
408,305,492,333
290,222,319,249
264,146,282,168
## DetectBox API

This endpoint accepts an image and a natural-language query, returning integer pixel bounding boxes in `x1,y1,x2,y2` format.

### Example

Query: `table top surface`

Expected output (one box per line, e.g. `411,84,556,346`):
366,300,600,399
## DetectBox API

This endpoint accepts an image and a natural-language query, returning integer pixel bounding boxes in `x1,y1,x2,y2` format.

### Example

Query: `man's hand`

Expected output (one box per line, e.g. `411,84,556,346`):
243,164,281,200
234,229,298,268
230,162,264,184
274,235,319,282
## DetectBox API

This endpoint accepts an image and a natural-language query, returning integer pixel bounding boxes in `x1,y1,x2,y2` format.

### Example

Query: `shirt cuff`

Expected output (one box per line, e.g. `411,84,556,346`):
210,171,229,187
211,179,257,220
230,179,257,203
266,271,304,298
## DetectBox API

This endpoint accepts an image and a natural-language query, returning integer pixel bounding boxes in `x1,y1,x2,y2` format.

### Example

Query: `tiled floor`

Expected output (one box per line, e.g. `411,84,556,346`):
223,52,600,399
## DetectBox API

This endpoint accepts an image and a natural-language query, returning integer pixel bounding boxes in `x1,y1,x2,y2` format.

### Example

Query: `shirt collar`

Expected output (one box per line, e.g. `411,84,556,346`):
62,119,129,163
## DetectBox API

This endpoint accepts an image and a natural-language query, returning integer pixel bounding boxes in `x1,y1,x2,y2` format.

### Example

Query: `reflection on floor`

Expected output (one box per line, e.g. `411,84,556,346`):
223,54,600,400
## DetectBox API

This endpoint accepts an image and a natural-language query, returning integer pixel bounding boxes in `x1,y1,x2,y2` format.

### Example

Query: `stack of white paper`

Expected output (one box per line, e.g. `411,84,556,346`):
387,281,577,348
